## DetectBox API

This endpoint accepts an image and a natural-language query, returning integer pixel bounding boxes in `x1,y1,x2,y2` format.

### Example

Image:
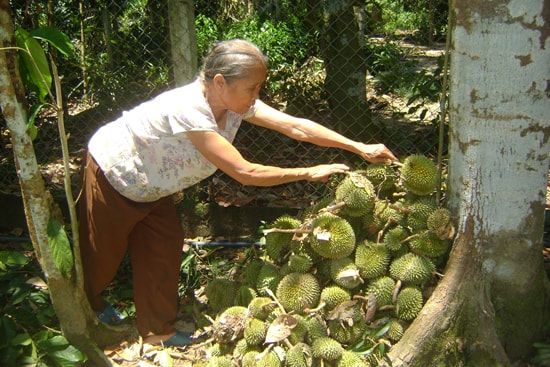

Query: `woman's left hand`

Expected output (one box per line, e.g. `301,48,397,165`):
357,143,399,164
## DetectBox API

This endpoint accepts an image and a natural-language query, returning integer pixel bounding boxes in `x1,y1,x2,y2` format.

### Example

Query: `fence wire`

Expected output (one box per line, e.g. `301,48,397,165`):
1,0,448,210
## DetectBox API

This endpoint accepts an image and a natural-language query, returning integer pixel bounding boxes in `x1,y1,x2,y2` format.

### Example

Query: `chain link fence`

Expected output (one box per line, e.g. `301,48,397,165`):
1,0,448,213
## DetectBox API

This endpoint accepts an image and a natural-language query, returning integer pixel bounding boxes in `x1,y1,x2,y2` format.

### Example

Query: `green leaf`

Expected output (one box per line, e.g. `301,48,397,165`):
47,218,74,279
27,103,48,141
0,250,31,268
15,27,52,102
11,333,32,346
38,336,87,367
30,27,74,57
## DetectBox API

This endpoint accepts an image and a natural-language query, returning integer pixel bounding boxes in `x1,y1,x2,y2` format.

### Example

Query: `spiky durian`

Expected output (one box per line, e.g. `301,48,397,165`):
207,356,234,367
248,297,277,321
400,154,437,196
235,285,257,307
320,285,351,311
286,342,312,367
204,278,237,313
405,196,438,232
387,318,404,342
265,215,302,262
408,230,449,258
336,350,367,367
276,272,321,313
289,314,308,344
374,200,405,228
256,263,281,296
242,259,265,286
306,315,328,343
335,172,376,217
303,195,336,218
330,257,363,289
427,207,455,240
389,252,435,284
361,164,397,191
311,337,345,361
355,240,391,279
244,317,267,346
365,276,396,307
287,253,313,273
396,286,423,321
212,305,248,343
383,225,408,251
257,350,282,367
309,213,356,259
233,338,259,358
242,351,261,367
206,342,232,357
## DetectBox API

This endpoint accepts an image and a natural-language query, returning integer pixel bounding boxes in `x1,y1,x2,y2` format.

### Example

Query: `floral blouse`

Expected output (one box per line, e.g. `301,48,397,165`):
88,78,255,202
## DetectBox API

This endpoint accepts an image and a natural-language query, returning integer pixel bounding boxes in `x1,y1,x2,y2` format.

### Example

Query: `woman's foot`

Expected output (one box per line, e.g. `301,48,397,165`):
96,304,125,324
143,331,193,347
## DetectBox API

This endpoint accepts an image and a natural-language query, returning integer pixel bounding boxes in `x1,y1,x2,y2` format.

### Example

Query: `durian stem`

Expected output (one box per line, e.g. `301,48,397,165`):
391,161,404,168
262,228,312,235
325,201,346,212
304,301,327,314
392,279,403,304
400,233,421,244
264,288,287,314
379,305,396,312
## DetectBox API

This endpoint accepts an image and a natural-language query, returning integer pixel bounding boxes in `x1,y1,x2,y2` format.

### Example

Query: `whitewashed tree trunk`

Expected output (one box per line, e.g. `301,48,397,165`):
383,0,550,365
168,0,198,86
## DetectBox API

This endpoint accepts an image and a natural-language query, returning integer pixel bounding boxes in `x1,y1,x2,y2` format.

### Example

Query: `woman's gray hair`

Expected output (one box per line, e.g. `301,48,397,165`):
200,39,268,83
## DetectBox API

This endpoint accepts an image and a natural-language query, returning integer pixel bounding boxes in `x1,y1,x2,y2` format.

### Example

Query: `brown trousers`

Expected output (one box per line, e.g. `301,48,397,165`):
78,152,184,337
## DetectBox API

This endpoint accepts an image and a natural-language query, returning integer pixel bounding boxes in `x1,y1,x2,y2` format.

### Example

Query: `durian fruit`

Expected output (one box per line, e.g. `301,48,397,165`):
427,207,455,239
206,356,234,367
365,276,396,308
287,253,313,273
336,350,367,367
396,286,424,321
408,230,449,258
320,285,351,311
405,196,438,232
256,263,281,296
302,195,336,219
286,342,312,367
334,171,376,217
361,164,397,192
212,305,248,344
242,259,265,286
235,285,257,306
374,200,405,229
242,351,261,367
265,215,302,262
289,314,308,344
400,154,438,196
276,272,321,313
204,278,237,313
311,336,345,361
248,297,277,321
327,316,366,346
309,213,356,259
244,317,267,346
305,315,328,343
383,225,408,251
387,318,404,342
389,252,435,285
234,338,260,358
355,240,391,280
330,257,363,289
256,350,283,367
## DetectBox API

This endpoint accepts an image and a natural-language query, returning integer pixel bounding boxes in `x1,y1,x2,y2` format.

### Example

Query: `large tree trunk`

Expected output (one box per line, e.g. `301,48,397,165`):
383,0,550,365
0,3,136,366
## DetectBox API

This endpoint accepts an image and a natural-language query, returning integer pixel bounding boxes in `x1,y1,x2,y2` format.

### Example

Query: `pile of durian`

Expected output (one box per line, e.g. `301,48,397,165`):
195,155,455,367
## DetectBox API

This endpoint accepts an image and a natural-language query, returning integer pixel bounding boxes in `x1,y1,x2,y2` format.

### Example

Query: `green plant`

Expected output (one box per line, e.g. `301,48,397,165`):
0,249,87,367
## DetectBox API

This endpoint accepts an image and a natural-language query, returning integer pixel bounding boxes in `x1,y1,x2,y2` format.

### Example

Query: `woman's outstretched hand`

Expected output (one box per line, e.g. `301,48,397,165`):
306,163,350,182
356,143,398,164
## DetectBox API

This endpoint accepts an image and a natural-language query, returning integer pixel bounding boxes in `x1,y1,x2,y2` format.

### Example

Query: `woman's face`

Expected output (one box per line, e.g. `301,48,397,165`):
219,64,266,114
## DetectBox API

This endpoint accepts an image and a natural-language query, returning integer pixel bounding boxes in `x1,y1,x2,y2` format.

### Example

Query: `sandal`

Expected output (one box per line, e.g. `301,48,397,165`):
96,304,125,325
161,331,193,347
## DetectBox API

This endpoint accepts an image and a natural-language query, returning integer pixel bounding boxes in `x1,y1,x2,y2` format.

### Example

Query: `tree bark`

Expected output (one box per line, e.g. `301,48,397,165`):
382,0,550,365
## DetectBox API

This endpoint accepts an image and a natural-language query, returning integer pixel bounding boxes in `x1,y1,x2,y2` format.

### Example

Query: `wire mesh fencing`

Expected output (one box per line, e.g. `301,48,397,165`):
1,0,448,211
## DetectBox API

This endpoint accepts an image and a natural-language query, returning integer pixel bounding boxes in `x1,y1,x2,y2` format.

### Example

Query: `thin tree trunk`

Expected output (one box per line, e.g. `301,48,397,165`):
167,0,198,86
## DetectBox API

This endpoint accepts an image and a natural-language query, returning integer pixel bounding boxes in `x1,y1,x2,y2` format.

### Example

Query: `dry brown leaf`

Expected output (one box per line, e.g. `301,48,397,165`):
264,314,297,344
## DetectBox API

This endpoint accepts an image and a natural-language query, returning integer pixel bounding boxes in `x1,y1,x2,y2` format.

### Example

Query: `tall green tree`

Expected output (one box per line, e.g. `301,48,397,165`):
383,0,550,365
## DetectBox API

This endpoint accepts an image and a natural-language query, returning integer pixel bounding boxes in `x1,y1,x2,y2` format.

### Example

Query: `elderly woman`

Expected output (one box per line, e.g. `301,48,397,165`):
79,39,397,347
